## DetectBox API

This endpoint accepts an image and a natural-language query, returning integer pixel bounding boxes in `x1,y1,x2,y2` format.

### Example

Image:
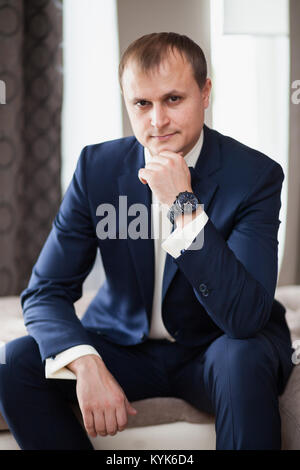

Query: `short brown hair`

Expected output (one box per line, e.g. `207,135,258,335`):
119,32,207,91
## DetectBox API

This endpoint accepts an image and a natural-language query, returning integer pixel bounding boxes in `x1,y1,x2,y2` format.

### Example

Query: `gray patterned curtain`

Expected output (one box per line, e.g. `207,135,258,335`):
0,0,62,296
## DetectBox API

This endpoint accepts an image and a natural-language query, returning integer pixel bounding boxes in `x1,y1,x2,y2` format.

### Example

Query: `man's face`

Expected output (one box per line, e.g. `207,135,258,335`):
121,50,211,157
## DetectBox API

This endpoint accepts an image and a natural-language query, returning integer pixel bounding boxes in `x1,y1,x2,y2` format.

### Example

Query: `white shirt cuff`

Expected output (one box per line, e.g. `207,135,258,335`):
162,209,208,259
45,345,101,380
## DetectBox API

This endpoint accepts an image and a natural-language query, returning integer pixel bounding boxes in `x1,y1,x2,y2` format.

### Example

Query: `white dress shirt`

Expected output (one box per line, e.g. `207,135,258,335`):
45,131,208,379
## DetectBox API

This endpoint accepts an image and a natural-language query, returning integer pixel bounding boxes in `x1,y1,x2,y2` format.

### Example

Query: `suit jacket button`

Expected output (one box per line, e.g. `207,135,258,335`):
199,283,207,293
180,249,186,255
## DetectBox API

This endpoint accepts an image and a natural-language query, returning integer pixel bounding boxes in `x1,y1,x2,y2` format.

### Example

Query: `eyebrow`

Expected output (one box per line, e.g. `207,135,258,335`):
131,89,186,102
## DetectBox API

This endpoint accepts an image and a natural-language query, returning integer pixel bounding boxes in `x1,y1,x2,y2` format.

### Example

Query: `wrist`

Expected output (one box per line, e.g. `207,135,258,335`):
174,205,203,229
168,190,200,226
67,354,104,375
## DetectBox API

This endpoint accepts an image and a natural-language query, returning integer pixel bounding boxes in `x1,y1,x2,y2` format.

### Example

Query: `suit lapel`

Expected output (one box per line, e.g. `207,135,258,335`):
117,143,154,321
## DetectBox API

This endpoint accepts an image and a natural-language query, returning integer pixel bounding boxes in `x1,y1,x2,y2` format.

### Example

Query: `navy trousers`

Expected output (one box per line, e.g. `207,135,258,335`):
0,330,292,450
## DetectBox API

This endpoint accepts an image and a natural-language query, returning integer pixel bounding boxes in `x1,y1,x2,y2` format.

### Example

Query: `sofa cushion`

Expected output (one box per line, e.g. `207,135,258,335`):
279,363,300,449
71,397,214,431
275,286,300,449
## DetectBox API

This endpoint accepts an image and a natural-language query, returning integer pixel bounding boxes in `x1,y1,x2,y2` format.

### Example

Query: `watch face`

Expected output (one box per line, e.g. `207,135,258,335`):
177,191,199,210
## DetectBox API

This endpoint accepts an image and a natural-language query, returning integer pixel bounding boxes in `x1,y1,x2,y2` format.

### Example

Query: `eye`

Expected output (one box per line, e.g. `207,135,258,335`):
136,100,149,107
168,95,181,103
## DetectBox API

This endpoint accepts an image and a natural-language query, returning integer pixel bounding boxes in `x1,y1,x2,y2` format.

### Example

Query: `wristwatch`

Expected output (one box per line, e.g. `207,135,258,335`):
167,191,200,225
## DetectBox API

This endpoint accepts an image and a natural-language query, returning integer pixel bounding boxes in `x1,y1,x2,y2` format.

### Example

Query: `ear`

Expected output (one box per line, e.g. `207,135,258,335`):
202,78,212,109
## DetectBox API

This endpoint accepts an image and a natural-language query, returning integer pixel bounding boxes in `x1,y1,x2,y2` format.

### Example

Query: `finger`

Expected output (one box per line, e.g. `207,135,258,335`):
115,403,128,432
139,175,148,184
147,155,170,165
125,398,138,415
93,409,107,437
83,409,97,438
144,162,165,171
104,407,118,436
140,161,165,173
138,174,147,184
138,164,166,185
138,168,153,184
138,168,147,184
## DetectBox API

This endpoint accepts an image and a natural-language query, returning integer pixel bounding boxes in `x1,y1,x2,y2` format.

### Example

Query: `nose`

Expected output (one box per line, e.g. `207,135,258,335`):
150,104,170,129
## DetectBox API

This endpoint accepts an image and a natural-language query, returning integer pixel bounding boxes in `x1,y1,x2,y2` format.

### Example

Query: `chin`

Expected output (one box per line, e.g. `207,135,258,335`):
145,135,183,156
153,143,183,155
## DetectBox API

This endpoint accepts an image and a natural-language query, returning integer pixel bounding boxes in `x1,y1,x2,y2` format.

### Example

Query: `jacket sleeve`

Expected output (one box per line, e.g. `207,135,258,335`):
174,161,284,339
20,147,98,361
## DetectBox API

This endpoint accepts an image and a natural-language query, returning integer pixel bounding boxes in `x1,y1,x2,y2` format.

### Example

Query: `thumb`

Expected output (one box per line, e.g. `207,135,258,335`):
125,399,138,415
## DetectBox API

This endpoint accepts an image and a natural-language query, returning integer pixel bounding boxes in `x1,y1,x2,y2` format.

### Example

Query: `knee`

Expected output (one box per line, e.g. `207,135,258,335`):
225,334,274,374
0,336,43,395
205,333,274,379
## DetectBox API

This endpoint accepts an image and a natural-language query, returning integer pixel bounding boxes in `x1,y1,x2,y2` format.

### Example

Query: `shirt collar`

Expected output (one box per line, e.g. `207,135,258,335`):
144,129,204,168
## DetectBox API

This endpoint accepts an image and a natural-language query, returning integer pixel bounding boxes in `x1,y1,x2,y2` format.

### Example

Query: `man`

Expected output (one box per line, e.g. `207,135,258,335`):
0,32,294,450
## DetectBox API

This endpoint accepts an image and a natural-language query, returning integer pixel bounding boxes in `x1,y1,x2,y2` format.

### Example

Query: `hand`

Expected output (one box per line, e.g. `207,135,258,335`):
138,150,192,206
67,355,138,438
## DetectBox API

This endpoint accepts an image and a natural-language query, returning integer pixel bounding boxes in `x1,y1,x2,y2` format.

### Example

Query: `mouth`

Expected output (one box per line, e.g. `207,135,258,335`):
151,132,177,141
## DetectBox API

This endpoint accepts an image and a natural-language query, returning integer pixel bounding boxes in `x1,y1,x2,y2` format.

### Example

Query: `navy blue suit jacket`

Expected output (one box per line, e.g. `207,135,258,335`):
20,125,292,391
